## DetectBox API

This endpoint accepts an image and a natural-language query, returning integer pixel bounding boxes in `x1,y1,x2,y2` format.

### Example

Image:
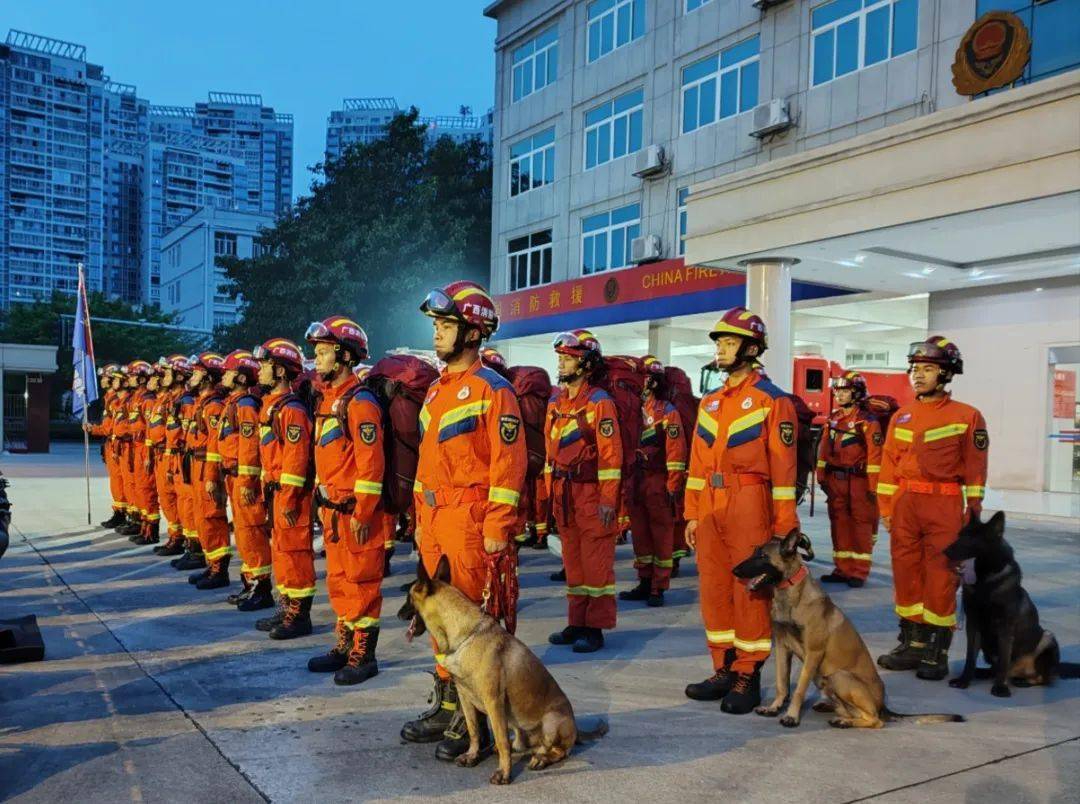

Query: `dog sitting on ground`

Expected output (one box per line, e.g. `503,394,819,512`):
733,530,963,729
398,556,607,785
944,511,1079,697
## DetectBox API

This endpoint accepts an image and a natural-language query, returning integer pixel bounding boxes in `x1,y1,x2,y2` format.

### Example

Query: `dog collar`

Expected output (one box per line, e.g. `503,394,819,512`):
777,565,809,589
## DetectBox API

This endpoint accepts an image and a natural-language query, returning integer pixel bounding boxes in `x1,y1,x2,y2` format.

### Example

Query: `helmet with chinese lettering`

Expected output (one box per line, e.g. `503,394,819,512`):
223,349,259,384
553,329,603,381
125,360,153,378
642,354,667,397
163,354,192,378
189,352,226,382
304,316,369,364
253,338,305,378
831,370,867,403
420,280,499,339
709,307,768,369
480,346,508,374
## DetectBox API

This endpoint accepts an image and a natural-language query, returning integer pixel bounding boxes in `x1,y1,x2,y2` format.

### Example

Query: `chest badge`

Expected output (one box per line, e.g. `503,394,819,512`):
897,413,912,424
742,397,753,410
457,386,471,400
645,415,654,425
706,400,720,412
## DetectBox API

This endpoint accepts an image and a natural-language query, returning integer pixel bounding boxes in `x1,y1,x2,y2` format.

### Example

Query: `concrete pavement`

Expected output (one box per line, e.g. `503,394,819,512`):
1,448,1078,802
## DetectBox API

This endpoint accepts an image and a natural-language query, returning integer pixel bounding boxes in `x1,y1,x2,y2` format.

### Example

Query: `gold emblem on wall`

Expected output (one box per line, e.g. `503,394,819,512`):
952,11,1031,96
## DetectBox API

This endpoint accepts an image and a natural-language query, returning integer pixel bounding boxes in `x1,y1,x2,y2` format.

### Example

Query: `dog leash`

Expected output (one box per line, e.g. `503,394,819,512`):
480,548,519,635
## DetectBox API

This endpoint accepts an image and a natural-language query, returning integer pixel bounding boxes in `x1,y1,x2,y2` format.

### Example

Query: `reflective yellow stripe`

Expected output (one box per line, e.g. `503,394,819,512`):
413,478,424,493
640,426,656,441
238,465,260,476
833,551,873,562
280,473,306,487
728,407,769,436
816,460,826,469
597,468,621,481
877,482,898,495
144,439,154,447
204,545,232,561
241,564,273,578
964,485,985,498
894,428,914,443
535,522,548,534
434,652,447,665
145,513,160,522
259,425,273,440
924,423,968,443
696,409,719,437
354,479,383,495
566,584,616,597
733,636,772,653
543,464,553,474
866,464,880,473
488,486,520,507
654,558,674,568
772,486,796,500
705,629,735,645
183,529,199,539
686,476,705,491
923,607,957,627
895,602,923,619
281,585,316,598
206,452,222,463
419,407,431,431
439,400,491,428
634,555,654,564
666,461,686,471
343,616,380,629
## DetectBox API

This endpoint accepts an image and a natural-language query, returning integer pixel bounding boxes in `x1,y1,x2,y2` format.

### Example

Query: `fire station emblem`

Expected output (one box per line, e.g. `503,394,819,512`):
286,424,302,443
457,386,471,400
779,421,795,446
872,431,884,446
646,415,654,425
499,415,520,444
667,424,680,440
240,422,255,438
742,397,753,410
973,429,989,451
599,418,615,438
358,422,377,445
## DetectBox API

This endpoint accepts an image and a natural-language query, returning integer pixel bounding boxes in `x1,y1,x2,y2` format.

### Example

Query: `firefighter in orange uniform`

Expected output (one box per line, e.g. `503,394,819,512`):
816,371,882,588
253,338,317,640
400,281,526,762
113,363,143,537
305,317,388,685
876,337,987,680
86,364,127,528
152,356,191,557
124,361,159,544
620,356,686,607
545,330,622,653
171,368,204,570
215,350,275,609
683,308,799,714
134,359,169,547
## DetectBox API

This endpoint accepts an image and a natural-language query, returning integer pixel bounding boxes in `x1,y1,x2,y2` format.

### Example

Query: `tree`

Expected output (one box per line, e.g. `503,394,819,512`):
216,109,492,358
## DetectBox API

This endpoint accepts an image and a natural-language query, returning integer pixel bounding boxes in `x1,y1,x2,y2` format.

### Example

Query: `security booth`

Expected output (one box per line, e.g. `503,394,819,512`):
0,344,58,453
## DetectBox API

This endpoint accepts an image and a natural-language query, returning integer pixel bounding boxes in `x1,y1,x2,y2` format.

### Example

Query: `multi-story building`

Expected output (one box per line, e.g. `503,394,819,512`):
159,206,272,332
484,0,1080,496
102,81,148,303
325,97,494,162
0,31,106,306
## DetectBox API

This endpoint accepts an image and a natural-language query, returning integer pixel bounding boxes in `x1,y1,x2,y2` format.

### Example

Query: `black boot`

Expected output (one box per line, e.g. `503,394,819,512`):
572,627,604,653
227,574,253,605
647,589,665,608
120,514,142,538
269,596,313,640
532,533,548,550
820,571,851,584
134,519,160,546
188,567,211,585
720,666,762,714
196,554,231,590
915,625,953,681
877,619,927,671
686,649,736,701
255,594,287,630
549,567,566,582
436,711,492,762
173,541,206,570
401,676,459,743
308,622,352,673
114,512,134,533
671,557,681,578
334,628,379,686
156,532,186,556
618,578,651,602
238,577,275,611
548,625,584,646
100,509,125,529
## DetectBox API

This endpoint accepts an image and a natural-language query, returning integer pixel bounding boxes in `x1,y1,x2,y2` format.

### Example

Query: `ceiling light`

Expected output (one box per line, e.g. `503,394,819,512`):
1035,287,1044,292
854,254,866,264
969,268,984,277
902,272,929,280
921,266,936,275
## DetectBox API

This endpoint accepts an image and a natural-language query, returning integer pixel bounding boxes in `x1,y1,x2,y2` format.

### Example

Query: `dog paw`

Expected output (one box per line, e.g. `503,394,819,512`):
991,683,1011,698
828,718,853,729
456,753,480,768
948,677,970,689
754,706,781,718
779,715,800,728
528,757,549,771
489,770,511,785
812,700,836,713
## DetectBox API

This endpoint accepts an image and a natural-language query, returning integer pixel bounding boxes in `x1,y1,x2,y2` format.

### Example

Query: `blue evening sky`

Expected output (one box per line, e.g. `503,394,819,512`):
6,1,496,198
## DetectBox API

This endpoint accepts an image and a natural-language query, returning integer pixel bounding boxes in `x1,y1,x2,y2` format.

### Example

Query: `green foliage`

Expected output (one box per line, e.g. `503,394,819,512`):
215,109,492,357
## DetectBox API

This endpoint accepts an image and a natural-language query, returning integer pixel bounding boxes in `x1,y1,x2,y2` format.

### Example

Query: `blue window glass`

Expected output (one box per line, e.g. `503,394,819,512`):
811,0,918,86
719,70,738,118
864,5,890,66
813,27,835,85
721,36,759,68
682,85,698,132
511,27,558,103
583,212,607,232
613,116,628,158
597,124,611,164
587,0,645,62
699,78,717,126
584,89,643,168
812,0,860,29
683,55,719,84
611,203,639,225
891,0,918,57
1031,0,1080,78
836,18,860,77
681,38,758,132
509,127,556,198
739,60,759,112
686,0,713,12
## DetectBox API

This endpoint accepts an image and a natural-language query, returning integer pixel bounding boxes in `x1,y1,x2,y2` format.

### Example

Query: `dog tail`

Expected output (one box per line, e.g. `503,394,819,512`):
882,706,965,725
574,716,610,743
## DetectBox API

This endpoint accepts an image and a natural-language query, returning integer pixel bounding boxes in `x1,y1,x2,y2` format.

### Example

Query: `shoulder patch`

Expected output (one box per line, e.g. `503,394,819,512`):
598,418,615,438
973,429,989,451
872,431,884,446
240,422,255,438
358,422,377,445
666,423,681,440
286,423,302,443
778,421,795,446
499,414,521,444
474,366,513,393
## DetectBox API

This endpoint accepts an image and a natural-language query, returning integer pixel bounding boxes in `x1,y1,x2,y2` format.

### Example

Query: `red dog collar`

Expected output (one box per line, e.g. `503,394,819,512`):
777,565,809,589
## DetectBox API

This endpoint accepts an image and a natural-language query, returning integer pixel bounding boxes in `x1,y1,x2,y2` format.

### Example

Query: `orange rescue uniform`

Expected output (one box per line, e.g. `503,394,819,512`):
193,389,230,567
89,389,127,516
176,392,199,549
219,389,273,584
146,387,180,541
876,394,988,628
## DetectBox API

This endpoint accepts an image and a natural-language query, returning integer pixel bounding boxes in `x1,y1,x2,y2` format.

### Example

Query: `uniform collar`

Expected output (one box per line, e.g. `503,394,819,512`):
322,373,359,401
440,358,482,384
720,371,757,397
917,391,952,409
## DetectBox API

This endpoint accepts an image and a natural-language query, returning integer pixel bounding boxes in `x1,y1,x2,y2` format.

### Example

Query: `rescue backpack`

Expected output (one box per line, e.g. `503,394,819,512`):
600,356,647,495
663,365,699,453
506,365,552,484
787,392,817,505
337,354,439,515
861,394,900,432
266,389,317,489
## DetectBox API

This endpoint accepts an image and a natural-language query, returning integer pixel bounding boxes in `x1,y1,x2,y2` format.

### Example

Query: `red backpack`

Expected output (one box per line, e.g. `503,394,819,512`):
506,365,552,483
338,354,439,515
787,392,817,505
663,365,699,451
600,356,647,489
862,394,900,431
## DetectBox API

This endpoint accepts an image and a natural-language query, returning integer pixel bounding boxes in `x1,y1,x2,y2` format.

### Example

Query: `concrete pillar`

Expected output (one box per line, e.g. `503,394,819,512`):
647,320,673,364
738,257,799,389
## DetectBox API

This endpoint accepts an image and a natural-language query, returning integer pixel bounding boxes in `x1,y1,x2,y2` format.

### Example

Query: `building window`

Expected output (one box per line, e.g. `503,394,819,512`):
584,88,644,170
676,187,689,257
846,350,889,367
975,0,1080,89
587,0,646,63
512,27,558,103
685,0,713,11
509,128,556,197
582,203,640,275
167,282,180,305
681,36,759,134
214,232,237,257
508,230,553,291
811,0,918,87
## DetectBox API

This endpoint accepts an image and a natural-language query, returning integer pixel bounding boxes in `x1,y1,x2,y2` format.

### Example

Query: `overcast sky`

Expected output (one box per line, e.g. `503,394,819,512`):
7,1,497,198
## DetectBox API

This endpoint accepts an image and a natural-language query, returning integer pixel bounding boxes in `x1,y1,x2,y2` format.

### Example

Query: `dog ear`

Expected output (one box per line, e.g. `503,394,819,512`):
780,529,801,557
416,559,430,584
434,554,452,584
987,510,1005,538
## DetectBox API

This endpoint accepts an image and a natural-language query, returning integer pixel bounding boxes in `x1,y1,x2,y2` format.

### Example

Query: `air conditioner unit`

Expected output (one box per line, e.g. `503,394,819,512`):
750,99,793,138
631,144,667,179
631,234,662,264
751,0,791,10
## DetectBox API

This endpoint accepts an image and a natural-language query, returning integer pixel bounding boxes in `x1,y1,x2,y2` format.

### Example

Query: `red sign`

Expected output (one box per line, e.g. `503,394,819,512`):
495,258,742,323
1053,369,1076,419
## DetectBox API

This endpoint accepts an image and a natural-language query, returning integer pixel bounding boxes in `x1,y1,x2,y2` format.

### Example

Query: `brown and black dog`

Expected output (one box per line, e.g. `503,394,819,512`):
733,530,963,729
399,556,607,784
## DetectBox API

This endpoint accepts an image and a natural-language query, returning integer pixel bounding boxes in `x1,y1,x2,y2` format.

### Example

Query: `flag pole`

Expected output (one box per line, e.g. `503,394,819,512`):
77,263,93,525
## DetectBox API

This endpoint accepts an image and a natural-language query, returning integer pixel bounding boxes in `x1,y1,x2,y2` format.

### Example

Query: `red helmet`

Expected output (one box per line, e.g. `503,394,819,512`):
162,354,192,377
831,370,867,401
189,352,226,380
642,355,665,377
908,336,963,376
125,360,153,378
223,349,259,383
98,363,122,380
709,307,768,351
254,338,305,376
553,329,602,358
305,316,369,362
420,280,499,338
480,347,508,371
